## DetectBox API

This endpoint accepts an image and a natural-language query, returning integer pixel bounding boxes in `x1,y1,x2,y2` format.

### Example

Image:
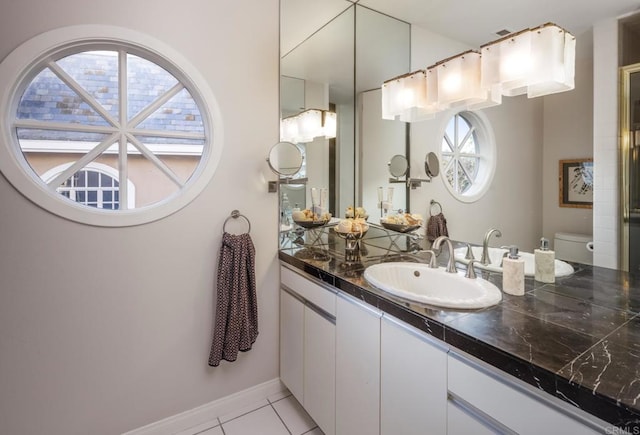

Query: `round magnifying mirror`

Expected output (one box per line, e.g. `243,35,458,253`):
266,141,303,177
388,154,409,178
425,152,440,177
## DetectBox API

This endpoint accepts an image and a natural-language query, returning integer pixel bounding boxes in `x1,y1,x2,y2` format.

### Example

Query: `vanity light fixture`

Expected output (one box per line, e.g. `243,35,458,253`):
381,22,575,121
280,108,337,143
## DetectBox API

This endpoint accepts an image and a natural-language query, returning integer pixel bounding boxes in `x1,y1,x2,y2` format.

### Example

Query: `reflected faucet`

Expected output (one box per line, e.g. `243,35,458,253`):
481,228,502,266
432,236,457,273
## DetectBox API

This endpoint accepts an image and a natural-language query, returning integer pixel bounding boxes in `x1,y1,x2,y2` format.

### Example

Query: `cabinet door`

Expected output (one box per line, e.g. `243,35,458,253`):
280,289,304,402
380,316,448,435
336,294,382,435
448,354,602,434
304,305,336,435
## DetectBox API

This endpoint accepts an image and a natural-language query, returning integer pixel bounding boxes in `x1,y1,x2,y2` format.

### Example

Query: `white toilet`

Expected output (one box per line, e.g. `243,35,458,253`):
554,232,593,265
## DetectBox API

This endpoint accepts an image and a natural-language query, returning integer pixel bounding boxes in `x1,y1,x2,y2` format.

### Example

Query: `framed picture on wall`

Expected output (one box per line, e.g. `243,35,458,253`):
559,158,594,208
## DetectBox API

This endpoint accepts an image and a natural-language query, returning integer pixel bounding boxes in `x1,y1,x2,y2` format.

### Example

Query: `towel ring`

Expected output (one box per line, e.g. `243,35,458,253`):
223,210,251,234
430,200,443,216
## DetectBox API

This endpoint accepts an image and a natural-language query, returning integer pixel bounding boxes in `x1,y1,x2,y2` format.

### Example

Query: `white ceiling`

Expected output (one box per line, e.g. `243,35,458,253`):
282,0,640,52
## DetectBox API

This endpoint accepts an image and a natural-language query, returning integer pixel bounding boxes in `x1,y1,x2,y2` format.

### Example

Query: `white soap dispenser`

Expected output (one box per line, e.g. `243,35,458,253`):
502,246,525,296
534,237,555,283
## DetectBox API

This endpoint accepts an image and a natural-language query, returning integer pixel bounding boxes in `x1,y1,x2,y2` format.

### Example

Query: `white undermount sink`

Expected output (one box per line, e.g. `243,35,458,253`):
363,262,502,309
453,246,575,277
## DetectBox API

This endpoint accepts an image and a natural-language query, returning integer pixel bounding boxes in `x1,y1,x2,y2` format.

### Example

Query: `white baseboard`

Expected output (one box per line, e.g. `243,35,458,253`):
122,378,286,435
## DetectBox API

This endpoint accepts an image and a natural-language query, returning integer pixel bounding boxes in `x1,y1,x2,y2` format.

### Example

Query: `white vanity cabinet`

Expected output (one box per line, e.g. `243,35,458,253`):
280,263,611,435
447,353,605,435
280,266,336,435
335,293,382,435
380,316,448,435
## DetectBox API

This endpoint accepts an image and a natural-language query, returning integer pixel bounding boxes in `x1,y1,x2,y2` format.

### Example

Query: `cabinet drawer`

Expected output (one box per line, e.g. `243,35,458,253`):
281,265,336,316
447,354,601,434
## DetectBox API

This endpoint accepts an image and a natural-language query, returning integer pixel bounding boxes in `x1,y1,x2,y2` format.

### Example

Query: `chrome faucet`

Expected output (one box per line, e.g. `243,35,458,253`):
432,236,457,273
480,228,502,266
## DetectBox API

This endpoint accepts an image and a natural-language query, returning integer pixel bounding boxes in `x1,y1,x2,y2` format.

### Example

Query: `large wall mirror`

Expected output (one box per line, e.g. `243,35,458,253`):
281,1,640,272
280,2,410,219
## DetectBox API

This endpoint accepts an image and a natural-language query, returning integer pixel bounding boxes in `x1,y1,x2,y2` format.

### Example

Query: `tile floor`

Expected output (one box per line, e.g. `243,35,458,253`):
178,390,324,435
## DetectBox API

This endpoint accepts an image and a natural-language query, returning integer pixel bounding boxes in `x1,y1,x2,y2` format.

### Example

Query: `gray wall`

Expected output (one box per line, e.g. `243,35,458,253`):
0,1,280,434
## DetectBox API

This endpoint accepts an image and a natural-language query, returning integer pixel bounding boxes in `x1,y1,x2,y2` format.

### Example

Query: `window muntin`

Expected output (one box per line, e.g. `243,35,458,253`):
439,110,496,203
0,25,223,226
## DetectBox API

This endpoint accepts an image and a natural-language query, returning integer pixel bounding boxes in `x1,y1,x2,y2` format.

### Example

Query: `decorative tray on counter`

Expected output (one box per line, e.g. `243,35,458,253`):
293,219,330,229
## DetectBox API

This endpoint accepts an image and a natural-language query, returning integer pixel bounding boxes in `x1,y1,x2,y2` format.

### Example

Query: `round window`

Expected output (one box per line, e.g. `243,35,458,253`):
0,25,223,226
439,110,495,203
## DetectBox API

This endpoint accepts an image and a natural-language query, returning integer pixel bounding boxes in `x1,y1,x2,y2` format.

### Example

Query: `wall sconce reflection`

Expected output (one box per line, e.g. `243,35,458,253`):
280,109,337,143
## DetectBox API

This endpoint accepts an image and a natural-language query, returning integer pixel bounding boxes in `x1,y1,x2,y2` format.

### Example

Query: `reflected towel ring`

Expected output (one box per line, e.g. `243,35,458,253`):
223,210,251,234
430,200,443,216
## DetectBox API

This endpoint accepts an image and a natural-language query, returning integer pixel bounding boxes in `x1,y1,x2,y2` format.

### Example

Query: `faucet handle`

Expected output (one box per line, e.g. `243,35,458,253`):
466,259,478,279
424,250,438,268
465,243,475,260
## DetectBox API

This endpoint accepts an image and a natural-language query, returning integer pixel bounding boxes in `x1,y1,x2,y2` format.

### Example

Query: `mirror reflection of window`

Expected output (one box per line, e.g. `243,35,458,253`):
439,110,496,203
441,113,479,194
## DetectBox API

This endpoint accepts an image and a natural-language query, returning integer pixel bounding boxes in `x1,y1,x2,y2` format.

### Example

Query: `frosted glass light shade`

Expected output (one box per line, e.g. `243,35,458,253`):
322,111,337,138
436,51,475,107
382,78,402,120
480,24,576,100
527,24,575,98
382,70,435,122
480,44,500,95
426,67,439,107
436,51,500,110
400,70,436,121
296,109,322,143
498,30,532,96
280,109,337,143
280,116,299,143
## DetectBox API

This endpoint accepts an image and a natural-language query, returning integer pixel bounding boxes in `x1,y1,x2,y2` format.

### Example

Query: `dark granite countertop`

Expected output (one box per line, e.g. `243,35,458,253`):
278,224,640,431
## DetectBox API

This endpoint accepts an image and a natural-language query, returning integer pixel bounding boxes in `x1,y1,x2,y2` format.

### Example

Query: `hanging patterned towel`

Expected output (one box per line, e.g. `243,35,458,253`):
426,212,449,242
208,232,258,367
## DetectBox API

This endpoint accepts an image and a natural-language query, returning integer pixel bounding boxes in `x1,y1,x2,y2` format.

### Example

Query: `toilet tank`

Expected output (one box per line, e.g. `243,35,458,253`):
554,232,593,265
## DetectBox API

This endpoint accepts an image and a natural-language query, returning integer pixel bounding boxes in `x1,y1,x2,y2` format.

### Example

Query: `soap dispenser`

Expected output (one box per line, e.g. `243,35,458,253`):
534,237,555,283
502,246,525,296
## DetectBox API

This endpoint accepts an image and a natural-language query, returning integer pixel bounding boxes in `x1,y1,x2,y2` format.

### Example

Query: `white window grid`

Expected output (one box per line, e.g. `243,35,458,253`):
57,168,120,210
441,113,481,195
